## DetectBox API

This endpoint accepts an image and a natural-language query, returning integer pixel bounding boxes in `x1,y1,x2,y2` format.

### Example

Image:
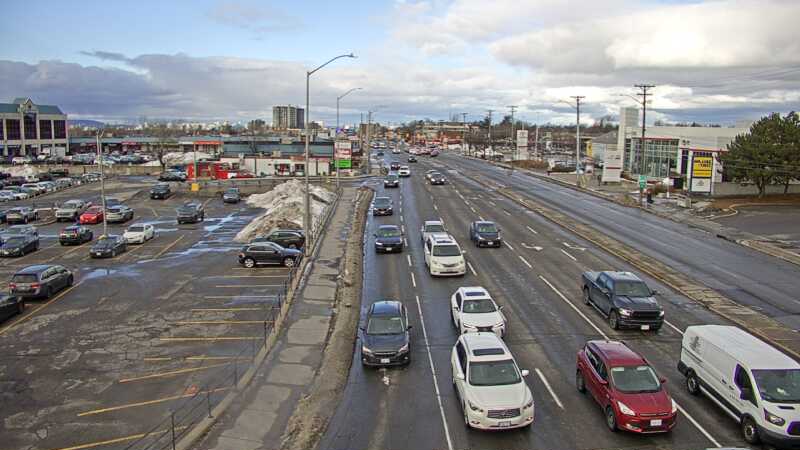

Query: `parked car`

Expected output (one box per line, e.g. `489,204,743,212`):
79,206,105,225
581,271,664,331
11,156,32,165
424,233,466,276
90,235,127,258
450,286,507,337
159,170,186,182
4,187,28,199
0,294,24,323
81,173,102,182
59,225,94,245
372,197,393,216
451,332,534,430
384,173,400,188
679,325,800,447
6,207,38,224
21,183,45,196
398,166,411,177
9,265,74,299
0,192,15,202
430,149,440,157
104,197,122,208
373,224,404,253
123,224,155,244
150,183,172,199
238,242,301,268
429,172,447,185
469,221,502,248
106,205,134,223
1,224,38,240
360,300,411,366
577,340,677,434
0,234,39,257
420,220,446,243
251,229,305,249
176,202,205,224
0,208,8,222
223,188,241,204
408,155,417,163
56,199,90,222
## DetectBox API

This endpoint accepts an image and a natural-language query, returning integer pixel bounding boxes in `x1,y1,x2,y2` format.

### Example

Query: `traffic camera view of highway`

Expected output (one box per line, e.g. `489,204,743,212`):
3,1,800,450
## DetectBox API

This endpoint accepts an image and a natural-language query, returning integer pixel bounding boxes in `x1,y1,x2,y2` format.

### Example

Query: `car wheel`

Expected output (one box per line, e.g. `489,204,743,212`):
67,275,74,287
283,257,295,268
111,249,116,257
686,370,700,395
583,288,591,305
243,257,256,268
741,416,760,444
17,300,25,315
605,406,618,432
23,217,28,224
576,370,586,393
609,310,620,330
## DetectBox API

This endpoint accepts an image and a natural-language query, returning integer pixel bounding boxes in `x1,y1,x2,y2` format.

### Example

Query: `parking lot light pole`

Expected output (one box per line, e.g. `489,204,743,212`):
335,87,362,187
96,133,108,237
304,53,356,256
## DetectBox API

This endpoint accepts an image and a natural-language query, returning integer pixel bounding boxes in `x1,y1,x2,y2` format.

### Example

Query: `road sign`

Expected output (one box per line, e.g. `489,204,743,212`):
638,175,647,189
335,140,352,159
516,130,529,148
337,159,352,169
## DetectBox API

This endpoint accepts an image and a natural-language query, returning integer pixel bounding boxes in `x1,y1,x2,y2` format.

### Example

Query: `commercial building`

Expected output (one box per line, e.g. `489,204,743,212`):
0,98,68,160
272,105,305,130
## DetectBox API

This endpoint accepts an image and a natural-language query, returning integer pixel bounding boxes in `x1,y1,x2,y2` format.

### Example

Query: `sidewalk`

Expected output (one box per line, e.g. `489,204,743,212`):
193,186,361,450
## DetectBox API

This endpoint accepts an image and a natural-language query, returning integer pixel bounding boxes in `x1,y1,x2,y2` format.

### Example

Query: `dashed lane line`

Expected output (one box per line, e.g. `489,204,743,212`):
518,255,533,269
50,427,189,450
535,369,564,409
411,272,417,288
526,225,538,234
407,255,413,267
153,235,185,259
505,242,515,251
559,249,577,261
467,262,478,277
119,363,230,383
470,207,477,213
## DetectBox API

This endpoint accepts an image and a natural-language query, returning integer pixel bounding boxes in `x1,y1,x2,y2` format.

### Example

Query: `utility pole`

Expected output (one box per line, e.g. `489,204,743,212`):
486,109,494,159
366,111,373,166
570,96,585,177
96,133,108,237
507,105,517,172
460,112,468,156
335,87,361,187
534,121,539,158
635,84,655,205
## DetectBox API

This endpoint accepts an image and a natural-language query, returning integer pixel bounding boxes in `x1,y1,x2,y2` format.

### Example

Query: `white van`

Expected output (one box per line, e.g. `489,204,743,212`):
678,325,800,448
424,233,466,277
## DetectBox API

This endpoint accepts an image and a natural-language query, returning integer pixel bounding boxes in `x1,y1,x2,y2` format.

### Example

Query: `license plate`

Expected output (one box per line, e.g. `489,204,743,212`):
650,419,662,426
487,241,493,245
385,247,392,251
641,325,650,331
95,252,102,256
498,421,511,428
380,358,390,364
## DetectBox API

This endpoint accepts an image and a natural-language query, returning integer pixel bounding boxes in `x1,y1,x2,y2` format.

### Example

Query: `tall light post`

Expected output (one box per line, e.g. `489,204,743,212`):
460,112,468,156
95,132,108,237
486,109,494,159
507,105,517,172
304,53,356,255
335,87,362,187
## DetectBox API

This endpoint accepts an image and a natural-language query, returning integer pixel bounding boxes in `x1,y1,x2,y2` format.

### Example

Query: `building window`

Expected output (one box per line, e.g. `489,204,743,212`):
5,119,20,140
54,120,66,139
39,120,52,139
24,113,37,140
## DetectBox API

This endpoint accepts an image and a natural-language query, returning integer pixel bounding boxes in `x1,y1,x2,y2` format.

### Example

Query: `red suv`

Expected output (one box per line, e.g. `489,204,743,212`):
576,340,677,433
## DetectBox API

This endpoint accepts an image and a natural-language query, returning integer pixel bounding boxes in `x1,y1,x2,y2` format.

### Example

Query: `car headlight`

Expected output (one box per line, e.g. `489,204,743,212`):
671,399,678,415
523,398,534,410
476,235,486,240
462,323,477,329
492,322,505,329
618,308,632,317
765,409,786,426
659,310,665,317
468,400,483,412
375,241,383,246
399,343,409,353
617,401,636,416
361,346,373,356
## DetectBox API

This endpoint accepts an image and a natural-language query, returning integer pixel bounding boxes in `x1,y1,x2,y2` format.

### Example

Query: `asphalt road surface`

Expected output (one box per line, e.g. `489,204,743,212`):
715,204,800,250
320,153,751,450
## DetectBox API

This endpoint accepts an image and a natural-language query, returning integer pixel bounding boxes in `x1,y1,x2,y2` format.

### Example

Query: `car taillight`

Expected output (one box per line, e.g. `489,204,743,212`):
9,283,16,289
30,283,40,289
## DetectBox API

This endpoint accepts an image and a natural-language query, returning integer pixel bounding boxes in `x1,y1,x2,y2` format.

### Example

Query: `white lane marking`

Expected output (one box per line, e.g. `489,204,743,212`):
467,262,477,277
407,255,413,267
464,201,470,206
400,215,404,223
433,204,439,211
563,242,586,251
505,242,515,251
665,320,684,335
526,225,539,234
539,275,608,339
439,217,444,224
415,294,455,450
411,272,417,288
518,255,533,269
404,238,408,247
401,225,405,234
400,207,403,214
676,403,722,448
470,207,477,213
488,201,496,206
503,209,512,216
522,243,543,251
560,249,577,261
535,369,564,410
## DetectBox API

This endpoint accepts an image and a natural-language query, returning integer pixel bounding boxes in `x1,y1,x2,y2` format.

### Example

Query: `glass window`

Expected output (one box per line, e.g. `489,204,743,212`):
426,224,445,233
376,227,401,237
432,244,461,257
752,369,800,403
24,113,36,140
456,342,467,373
468,360,521,386
615,281,651,297
39,120,51,139
462,298,497,313
610,365,661,393
366,316,404,335
11,274,38,283
53,120,66,139
6,119,20,140
476,223,497,233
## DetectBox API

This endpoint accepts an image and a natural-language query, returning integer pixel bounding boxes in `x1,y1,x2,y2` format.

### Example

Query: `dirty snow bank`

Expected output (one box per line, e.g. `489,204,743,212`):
234,179,336,242
3,165,38,177
143,152,213,167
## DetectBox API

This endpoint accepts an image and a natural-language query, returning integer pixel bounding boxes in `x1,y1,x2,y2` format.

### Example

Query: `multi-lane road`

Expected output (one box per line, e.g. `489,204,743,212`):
319,151,766,450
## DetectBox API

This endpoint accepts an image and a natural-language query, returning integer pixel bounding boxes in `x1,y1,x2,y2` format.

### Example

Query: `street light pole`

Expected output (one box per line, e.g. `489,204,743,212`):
335,87,362,187
508,105,517,172
570,96,585,178
635,84,655,205
460,112,468,156
303,53,356,256
96,133,108,236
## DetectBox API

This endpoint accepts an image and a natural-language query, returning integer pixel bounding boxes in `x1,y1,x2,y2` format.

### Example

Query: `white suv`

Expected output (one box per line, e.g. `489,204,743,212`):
398,165,410,177
424,233,466,277
451,287,507,337
451,333,534,430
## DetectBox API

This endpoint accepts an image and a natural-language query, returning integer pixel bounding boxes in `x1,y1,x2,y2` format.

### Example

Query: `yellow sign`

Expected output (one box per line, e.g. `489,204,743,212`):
586,142,593,158
191,183,200,192
692,156,713,178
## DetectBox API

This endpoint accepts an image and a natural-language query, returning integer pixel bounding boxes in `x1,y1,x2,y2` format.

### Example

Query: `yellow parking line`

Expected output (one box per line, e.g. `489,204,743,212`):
59,241,92,259
172,320,265,325
191,308,263,312
153,235,184,259
159,336,261,342
119,362,229,383
205,295,272,299
144,355,251,363
0,282,81,337
214,285,281,288
143,357,173,362
217,275,287,278
76,387,229,417
48,426,188,450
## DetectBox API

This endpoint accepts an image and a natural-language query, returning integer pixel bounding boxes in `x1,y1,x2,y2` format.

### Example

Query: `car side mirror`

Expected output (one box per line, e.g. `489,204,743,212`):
659,377,667,384
456,373,465,381
520,369,530,377
407,325,413,330
498,305,504,310
373,233,377,238
461,250,466,255
359,326,365,332
651,289,660,296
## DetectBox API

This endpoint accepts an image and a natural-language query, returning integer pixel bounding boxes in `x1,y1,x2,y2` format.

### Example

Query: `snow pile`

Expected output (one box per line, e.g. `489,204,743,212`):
143,152,213,167
234,179,336,242
3,165,38,177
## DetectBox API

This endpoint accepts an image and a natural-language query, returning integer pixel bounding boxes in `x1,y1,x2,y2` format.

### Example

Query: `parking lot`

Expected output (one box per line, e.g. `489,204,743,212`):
0,176,292,450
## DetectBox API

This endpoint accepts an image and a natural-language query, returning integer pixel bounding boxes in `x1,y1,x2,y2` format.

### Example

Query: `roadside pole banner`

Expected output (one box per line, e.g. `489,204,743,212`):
516,130,529,148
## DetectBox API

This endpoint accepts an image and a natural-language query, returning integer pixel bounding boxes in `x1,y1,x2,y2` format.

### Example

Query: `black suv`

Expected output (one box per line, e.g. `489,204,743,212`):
374,225,404,253
176,202,205,224
372,197,393,216
9,264,73,299
469,220,502,247
429,172,447,185
238,242,301,268
408,155,417,163
150,183,172,199
59,225,94,245
360,300,411,367
159,171,186,182
251,230,305,249
384,174,400,188
0,294,24,323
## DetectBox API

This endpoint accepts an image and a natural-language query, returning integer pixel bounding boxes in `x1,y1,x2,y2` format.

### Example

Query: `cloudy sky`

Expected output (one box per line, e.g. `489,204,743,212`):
2,0,798,126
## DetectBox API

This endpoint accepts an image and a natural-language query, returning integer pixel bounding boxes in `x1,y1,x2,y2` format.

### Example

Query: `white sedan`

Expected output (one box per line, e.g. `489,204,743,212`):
398,166,411,177
123,224,155,244
451,286,507,337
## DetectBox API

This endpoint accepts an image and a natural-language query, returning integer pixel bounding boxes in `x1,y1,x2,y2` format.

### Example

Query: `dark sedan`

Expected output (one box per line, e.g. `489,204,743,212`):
383,174,400,188
59,225,94,246
361,300,411,367
389,161,401,171
0,234,39,257
429,173,447,185
9,265,74,299
408,155,417,163
223,188,241,203
90,235,127,258
0,294,24,323
469,220,502,247
374,225,404,253
177,202,205,224
372,197,393,216
238,242,301,268
150,183,172,199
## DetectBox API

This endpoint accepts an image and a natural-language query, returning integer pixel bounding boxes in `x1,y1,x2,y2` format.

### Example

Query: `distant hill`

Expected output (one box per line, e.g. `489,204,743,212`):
68,119,106,128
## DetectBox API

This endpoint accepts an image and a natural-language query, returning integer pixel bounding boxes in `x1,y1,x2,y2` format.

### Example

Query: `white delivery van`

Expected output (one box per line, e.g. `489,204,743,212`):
678,325,800,448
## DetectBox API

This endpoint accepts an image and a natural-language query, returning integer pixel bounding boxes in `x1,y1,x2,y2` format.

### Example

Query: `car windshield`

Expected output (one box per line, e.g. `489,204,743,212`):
366,316,405,335
469,360,521,386
462,298,497,314
374,199,390,207
86,207,101,214
386,175,398,181
4,237,26,246
177,206,196,213
128,226,144,233
11,274,38,283
753,369,800,403
63,201,81,208
433,244,460,257
225,189,239,195
477,223,497,233
95,238,115,248
425,224,445,233
614,281,651,297
377,228,401,238
610,365,661,393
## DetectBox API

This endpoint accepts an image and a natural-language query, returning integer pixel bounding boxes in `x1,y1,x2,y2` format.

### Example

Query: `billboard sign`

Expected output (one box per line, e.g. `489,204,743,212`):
516,130,529,148
335,140,352,159
692,156,713,178
601,143,622,183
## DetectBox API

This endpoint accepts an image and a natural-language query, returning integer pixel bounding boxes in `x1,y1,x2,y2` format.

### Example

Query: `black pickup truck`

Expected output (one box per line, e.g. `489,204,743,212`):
581,271,664,331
